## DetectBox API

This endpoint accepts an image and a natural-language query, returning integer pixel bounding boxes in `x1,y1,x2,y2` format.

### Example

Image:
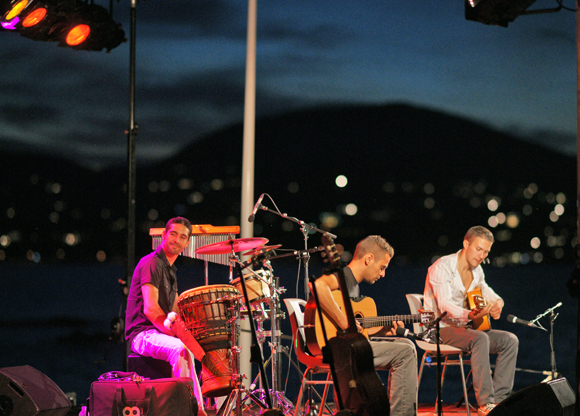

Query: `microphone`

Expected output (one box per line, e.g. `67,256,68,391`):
396,327,424,341
506,314,546,331
248,193,265,223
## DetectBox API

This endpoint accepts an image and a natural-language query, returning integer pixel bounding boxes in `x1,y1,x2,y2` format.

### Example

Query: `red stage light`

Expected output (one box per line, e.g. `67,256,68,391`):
21,7,46,27
65,23,89,45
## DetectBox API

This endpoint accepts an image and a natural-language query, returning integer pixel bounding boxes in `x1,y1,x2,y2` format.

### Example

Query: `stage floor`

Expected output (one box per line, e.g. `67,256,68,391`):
202,402,478,416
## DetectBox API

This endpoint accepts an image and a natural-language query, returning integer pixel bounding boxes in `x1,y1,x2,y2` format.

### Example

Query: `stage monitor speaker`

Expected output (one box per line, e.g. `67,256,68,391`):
489,377,576,416
0,366,71,416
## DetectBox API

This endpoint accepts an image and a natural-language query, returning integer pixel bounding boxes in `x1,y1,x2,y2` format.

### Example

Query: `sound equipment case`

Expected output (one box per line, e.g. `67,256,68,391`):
88,377,198,416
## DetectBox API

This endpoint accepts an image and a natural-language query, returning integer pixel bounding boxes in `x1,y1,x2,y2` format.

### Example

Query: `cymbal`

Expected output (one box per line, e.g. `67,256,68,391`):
194,237,269,255
242,245,282,257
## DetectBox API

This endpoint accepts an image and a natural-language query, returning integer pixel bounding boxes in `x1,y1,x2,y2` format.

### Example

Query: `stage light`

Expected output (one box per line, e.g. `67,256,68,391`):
1,0,125,51
21,7,46,27
65,23,88,45
465,0,537,27
56,3,125,51
0,0,33,29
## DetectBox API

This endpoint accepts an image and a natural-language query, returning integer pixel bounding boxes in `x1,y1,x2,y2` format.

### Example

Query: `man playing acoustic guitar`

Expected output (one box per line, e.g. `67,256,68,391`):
423,226,519,416
311,235,418,416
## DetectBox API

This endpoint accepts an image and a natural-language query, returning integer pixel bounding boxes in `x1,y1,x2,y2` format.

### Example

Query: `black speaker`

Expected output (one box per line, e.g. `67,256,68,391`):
489,377,576,416
0,366,71,416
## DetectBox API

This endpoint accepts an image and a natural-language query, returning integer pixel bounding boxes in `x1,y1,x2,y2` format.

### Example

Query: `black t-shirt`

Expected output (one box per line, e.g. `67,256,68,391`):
125,245,178,346
342,266,360,299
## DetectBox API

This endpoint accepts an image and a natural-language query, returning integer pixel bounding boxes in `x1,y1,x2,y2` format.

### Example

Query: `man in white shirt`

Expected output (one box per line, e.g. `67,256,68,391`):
423,226,518,416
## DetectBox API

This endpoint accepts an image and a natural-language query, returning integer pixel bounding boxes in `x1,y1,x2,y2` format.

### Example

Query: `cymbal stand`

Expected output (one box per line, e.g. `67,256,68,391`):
218,253,277,416
242,259,294,414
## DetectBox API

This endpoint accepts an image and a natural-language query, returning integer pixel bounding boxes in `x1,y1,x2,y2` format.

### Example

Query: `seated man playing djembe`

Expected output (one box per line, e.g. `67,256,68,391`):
125,217,207,416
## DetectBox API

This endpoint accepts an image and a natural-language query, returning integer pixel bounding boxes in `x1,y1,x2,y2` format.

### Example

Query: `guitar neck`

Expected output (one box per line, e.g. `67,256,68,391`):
358,314,423,328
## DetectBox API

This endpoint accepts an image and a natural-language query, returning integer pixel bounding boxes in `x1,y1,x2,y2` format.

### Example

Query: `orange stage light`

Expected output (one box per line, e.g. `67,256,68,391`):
65,23,90,46
21,7,46,27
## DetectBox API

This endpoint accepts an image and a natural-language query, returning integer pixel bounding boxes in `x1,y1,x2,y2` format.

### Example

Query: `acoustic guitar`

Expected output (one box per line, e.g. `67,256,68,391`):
318,233,390,416
466,287,491,331
304,293,434,356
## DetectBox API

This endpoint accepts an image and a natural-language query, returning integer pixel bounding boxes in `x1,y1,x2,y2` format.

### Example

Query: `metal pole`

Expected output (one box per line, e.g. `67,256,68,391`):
239,0,258,388
575,1,580,415
124,0,138,371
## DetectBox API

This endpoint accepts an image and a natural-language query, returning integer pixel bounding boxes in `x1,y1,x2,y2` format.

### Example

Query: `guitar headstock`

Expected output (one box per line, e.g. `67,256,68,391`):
321,233,343,273
473,295,487,309
418,309,435,326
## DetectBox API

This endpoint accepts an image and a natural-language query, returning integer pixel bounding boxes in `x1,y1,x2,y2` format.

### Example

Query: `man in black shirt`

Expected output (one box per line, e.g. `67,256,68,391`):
125,217,206,415
312,235,418,416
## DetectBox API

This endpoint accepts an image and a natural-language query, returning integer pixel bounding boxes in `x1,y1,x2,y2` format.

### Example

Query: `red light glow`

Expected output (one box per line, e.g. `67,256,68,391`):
22,7,46,27
66,24,90,45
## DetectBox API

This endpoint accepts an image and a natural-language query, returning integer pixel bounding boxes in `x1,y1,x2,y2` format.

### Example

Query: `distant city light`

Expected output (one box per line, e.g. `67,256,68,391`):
487,199,499,211
148,209,159,221
7,208,15,219
556,192,566,204
320,212,340,228
187,192,203,204
345,204,358,216
523,183,538,199
50,183,62,194
506,213,519,228
0,235,11,247
424,183,435,195
530,237,541,249
159,181,170,192
65,233,80,246
424,198,435,209
178,178,194,190
96,250,106,262
211,179,224,190
335,175,348,188
496,212,506,224
287,182,299,193
522,204,533,216
488,216,498,228
554,204,565,216
549,211,560,222
383,182,395,193
27,250,40,263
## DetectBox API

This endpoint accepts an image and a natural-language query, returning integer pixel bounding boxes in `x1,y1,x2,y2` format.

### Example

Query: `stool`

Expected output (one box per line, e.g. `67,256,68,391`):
127,353,173,379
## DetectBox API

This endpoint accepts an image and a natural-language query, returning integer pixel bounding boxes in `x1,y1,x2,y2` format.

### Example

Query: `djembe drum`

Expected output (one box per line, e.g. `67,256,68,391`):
178,284,240,397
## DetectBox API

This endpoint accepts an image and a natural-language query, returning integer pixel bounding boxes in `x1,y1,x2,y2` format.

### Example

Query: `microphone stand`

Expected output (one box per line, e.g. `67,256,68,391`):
530,303,562,380
433,312,447,416
253,201,336,300
251,198,336,416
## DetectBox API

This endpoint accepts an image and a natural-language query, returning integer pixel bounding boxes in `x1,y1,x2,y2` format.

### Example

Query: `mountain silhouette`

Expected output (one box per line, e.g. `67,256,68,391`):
0,103,575,265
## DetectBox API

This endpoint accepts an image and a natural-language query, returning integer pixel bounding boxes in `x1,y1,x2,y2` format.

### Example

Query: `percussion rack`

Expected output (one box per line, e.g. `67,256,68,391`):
150,224,240,285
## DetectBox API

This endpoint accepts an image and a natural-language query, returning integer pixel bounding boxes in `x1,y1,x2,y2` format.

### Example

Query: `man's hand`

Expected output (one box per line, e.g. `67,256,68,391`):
468,304,492,321
489,299,504,320
379,321,404,336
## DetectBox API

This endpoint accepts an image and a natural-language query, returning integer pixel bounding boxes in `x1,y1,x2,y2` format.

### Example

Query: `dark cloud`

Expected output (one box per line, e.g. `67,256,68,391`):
1,103,60,123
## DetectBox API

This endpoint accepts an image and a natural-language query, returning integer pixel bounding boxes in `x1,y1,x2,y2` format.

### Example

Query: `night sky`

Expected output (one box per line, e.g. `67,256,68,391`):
1,0,577,170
